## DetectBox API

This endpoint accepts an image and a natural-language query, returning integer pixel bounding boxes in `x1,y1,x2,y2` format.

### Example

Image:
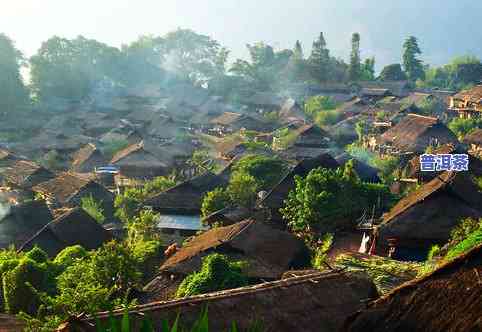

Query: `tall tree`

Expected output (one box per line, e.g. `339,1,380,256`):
349,33,361,81
293,40,304,60
163,28,227,86
379,63,407,81
402,36,425,82
309,32,330,82
30,36,122,102
0,34,29,114
361,57,376,81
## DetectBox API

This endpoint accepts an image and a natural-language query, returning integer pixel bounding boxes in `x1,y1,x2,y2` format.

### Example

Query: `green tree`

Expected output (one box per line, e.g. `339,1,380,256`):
349,33,361,81
448,117,482,140
30,36,121,102
176,254,247,298
114,187,145,223
309,32,330,82
163,28,228,86
125,209,160,245
233,155,287,190
81,195,105,224
201,188,232,218
355,120,369,142
361,57,376,81
379,63,407,81
281,167,392,235
227,171,259,208
304,96,338,116
402,36,425,82
0,33,29,114
142,176,177,197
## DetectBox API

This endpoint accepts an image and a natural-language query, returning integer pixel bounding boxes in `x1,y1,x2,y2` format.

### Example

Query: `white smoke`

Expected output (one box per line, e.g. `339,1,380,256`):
0,196,10,221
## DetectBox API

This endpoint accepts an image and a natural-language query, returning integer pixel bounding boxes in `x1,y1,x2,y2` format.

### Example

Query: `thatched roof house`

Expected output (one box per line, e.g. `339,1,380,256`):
358,81,410,98
449,84,482,118
32,173,115,221
260,154,339,225
279,98,306,124
0,149,19,168
146,172,228,214
160,220,309,280
111,142,168,179
19,207,112,257
377,114,458,154
463,128,482,155
2,160,55,189
209,112,273,133
71,144,107,173
343,243,482,332
403,143,482,183
59,271,377,332
0,200,53,250
375,171,482,260
201,205,253,227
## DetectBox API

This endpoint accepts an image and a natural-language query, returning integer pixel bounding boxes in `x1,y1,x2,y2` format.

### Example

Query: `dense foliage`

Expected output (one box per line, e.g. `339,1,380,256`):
281,165,393,236
448,117,482,140
81,195,106,224
176,254,248,298
233,155,287,190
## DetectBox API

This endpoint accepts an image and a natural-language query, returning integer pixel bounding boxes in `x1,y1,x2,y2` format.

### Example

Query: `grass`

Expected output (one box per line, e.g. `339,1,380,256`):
334,253,423,294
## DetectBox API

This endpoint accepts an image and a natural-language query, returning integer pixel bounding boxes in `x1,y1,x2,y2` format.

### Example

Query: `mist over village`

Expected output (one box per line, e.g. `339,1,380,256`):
0,1,481,331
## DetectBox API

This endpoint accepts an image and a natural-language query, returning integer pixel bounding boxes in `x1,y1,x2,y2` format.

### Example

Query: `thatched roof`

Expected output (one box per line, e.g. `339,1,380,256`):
146,172,229,214
261,153,339,211
400,92,433,106
0,200,53,249
209,112,243,126
32,173,111,206
379,114,458,153
3,160,55,189
243,92,284,108
404,143,482,181
0,148,19,166
279,98,306,123
19,207,112,256
201,205,253,227
464,128,482,146
71,144,107,173
343,243,482,332
359,81,410,98
360,88,391,97
61,271,377,332
452,84,482,102
377,171,482,248
160,220,309,279
0,314,25,331
111,142,167,168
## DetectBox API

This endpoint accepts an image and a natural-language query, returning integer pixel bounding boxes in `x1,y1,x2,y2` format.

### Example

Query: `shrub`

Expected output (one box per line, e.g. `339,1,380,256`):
445,227,482,261
233,154,287,190
449,217,482,245
142,176,177,197
314,110,343,126
227,171,259,208
201,188,232,218
53,245,88,270
448,117,482,140
25,246,49,264
176,254,248,298
304,96,338,116
3,258,46,314
311,233,334,269
81,195,105,224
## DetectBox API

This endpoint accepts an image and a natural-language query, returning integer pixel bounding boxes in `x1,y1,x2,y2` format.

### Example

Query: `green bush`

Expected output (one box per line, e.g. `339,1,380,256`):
281,167,393,236
176,254,248,298
25,246,49,264
233,154,287,190
53,245,88,270
448,117,482,140
227,171,259,208
201,188,232,218
81,195,106,224
3,258,46,314
445,227,482,261
314,110,343,126
304,96,338,116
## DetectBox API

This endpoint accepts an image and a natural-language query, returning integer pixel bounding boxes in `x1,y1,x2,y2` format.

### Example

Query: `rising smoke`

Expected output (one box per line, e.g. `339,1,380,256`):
0,194,11,221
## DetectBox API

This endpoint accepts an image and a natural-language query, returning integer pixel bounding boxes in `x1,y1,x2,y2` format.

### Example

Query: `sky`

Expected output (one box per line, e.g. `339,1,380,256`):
2,0,482,70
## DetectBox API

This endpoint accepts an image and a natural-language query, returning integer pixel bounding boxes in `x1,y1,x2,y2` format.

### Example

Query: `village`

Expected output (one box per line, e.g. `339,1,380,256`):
0,12,482,331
